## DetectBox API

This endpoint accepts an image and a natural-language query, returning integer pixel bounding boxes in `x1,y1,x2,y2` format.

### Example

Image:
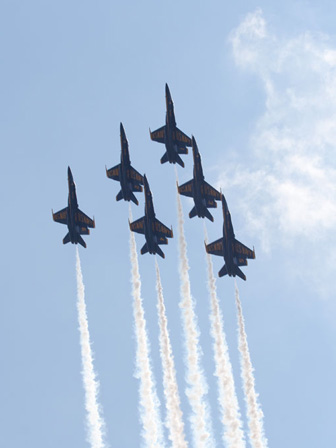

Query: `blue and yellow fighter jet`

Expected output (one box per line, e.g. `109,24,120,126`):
129,175,173,258
52,167,95,248
150,83,192,168
106,123,144,205
178,136,221,222
205,194,255,281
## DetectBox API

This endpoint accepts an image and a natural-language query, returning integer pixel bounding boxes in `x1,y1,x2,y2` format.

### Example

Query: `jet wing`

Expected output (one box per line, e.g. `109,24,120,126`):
53,207,68,224
106,164,120,181
157,235,168,245
153,219,173,238
178,180,193,198
202,181,221,200
233,239,255,259
173,127,192,147
128,167,144,185
236,258,248,266
205,238,223,256
130,217,145,235
206,198,217,208
132,183,143,192
150,126,166,143
76,209,95,228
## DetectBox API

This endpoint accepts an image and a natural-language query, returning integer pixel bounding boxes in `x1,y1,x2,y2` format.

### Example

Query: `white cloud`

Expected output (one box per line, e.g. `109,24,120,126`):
220,9,336,251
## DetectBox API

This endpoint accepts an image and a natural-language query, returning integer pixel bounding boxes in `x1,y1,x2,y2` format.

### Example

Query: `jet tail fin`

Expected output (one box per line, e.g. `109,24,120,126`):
218,264,228,277
63,233,71,245
116,190,124,201
77,235,87,248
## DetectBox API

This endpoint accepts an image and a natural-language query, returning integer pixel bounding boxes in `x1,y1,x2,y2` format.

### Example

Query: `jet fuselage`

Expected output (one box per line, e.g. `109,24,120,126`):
164,86,180,163
221,197,237,276
191,145,209,218
143,178,159,254
67,167,82,244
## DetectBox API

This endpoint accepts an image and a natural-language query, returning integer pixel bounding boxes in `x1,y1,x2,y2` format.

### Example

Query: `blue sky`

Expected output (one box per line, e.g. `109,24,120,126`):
1,1,336,447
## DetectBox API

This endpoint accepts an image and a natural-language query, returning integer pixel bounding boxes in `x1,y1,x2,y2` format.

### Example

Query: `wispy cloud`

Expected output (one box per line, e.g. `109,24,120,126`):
219,9,336,252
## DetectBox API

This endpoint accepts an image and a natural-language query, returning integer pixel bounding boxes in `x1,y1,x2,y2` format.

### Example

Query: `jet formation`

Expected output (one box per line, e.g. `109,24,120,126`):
52,167,95,248
53,84,255,280
178,137,221,222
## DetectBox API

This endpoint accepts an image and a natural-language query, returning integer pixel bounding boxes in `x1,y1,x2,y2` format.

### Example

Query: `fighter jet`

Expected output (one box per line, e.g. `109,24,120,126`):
129,175,173,258
106,123,144,205
177,137,221,222
52,167,95,248
205,194,255,281
150,83,192,168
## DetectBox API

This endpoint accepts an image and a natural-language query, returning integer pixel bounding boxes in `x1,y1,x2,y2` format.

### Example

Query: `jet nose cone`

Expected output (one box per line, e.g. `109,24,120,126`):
221,194,228,212
120,122,125,135
191,136,199,157
68,166,73,179
165,83,171,99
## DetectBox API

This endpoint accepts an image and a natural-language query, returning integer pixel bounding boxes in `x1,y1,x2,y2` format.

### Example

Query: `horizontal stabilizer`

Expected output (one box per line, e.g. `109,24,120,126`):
218,264,228,278
116,190,124,201
156,245,165,259
161,153,169,164
141,243,149,255
175,154,185,168
189,206,197,219
234,265,246,281
204,208,214,222
130,191,139,206
77,235,87,249
63,233,71,245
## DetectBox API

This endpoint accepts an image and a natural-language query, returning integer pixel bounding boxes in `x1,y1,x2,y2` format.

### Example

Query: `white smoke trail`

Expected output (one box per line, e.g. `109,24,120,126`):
129,225,164,448
75,248,106,448
176,188,215,448
204,229,246,448
235,283,268,448
155,260,189,448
